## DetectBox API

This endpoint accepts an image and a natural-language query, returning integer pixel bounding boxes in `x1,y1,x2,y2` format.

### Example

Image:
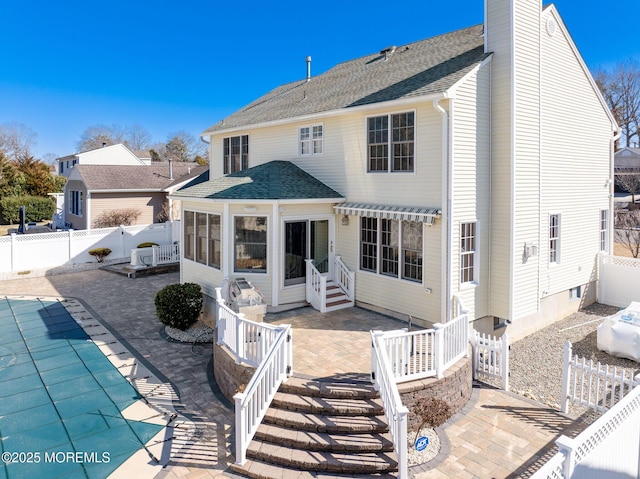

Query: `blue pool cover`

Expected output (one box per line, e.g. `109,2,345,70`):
0,297,163,479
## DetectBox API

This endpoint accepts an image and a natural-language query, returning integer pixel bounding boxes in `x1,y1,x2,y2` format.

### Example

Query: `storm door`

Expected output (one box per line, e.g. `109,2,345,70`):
284,219,329,286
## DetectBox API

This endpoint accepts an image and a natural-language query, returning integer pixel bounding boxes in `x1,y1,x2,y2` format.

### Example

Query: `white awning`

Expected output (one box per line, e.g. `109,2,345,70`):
333,203,441,224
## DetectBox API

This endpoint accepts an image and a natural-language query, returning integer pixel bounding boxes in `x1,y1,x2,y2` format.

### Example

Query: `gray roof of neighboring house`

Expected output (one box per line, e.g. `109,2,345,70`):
204,24,488,133
73,164,207,191
172,161,344,200
615,148,640,169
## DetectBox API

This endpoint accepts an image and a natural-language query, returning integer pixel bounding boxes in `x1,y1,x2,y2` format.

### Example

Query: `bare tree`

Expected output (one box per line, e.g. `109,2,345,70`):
76,124,125,152
93,208,142,228
615,167,640,204
615,209,640,258
124,124,153,151
595,62,640,148
166,130,207,161
0,122,37,160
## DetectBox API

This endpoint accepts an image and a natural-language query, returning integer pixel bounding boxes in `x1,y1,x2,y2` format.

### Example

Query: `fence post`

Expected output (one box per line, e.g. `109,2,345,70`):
501,333,510,391
10,233,16,272
215,288,224,345
286,326,293,377
234,392,247,465
371,330,382,387
235,313,246,363
556,435,576,478
471,330,478,381
434,323,444,379
397,406,409,479
561,340,572,414
68,229,73,263
152,246,158,266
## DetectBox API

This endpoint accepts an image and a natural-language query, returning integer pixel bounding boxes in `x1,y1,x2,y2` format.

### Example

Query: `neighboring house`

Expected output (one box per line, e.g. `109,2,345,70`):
614,147,640,196
65,163,206,230
56,143,147,177
173,0,617,340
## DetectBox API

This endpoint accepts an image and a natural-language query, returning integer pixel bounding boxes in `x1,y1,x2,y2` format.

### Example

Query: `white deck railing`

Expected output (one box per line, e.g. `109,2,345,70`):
215,290,280,367
305,259,327,312
532,384,640,479
561,340,639,414
378,312,469,383
234,324,292,465
472,331,510,391
334,255,355,305
130,243,180,267
371,331,409,479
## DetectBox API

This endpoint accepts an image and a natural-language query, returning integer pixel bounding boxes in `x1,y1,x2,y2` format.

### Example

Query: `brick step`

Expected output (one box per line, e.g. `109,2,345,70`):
255,423,394,453
246,440,398,474
279,377,379,399
262,408,389,434
272,391,384,416
230,459,398,479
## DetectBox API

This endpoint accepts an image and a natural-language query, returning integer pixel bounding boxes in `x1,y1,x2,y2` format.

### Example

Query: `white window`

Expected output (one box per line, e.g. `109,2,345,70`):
299,125,323,156
183,211,221,269
460,222,477,284
359,217,422,283
235,216,267,273
569,286,582,301
549,214,560,263
600,209,609,252
68,190,82,216
367,111,415,172
223,135,249,174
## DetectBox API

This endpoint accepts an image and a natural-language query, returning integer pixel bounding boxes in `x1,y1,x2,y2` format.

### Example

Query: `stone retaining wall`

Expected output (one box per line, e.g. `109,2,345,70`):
213,342,255,402
397,356,472,431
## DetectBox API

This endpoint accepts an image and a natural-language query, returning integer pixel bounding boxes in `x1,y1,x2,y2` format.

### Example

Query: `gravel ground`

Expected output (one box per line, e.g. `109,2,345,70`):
490,303,640,419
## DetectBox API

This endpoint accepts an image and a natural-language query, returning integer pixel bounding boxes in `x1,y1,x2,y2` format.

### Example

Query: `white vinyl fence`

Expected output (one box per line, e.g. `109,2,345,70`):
532,384,640,479
598,253,640,308
560,340,639,414
0,221,179,275
472,331,510,391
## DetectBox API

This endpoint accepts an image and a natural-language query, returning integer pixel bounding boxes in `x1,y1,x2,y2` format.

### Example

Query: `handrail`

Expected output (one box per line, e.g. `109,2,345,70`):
305,259,327,312
234,324,292,465
371,331,409,479
334,255,355,304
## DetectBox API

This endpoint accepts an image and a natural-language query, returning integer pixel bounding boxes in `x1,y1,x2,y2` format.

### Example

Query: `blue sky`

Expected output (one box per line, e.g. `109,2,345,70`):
1,0,638,160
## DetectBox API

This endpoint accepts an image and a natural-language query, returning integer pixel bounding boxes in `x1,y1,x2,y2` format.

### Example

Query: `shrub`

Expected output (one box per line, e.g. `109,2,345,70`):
137,242,159,248
412,396,451,432
0,195,55,224
154,283,203,331
93,208,141,228
88,247,112,263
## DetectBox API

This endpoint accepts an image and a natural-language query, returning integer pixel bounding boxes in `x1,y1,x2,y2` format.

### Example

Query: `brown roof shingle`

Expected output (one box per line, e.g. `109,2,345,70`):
74,164,207,191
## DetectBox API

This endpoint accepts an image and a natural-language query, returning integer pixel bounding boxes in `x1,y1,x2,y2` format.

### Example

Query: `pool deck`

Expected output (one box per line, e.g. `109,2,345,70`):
0,269,589,479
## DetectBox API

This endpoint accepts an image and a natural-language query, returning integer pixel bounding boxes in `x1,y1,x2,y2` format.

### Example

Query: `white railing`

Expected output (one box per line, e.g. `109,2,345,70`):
378,312,469,383
561,340,639,414
130,243,180,267
215,291,280,367
305,259,327,313
532,384,640,479
234,324,292,465
371,331,409,479
472,331,510,391
334,255,355,306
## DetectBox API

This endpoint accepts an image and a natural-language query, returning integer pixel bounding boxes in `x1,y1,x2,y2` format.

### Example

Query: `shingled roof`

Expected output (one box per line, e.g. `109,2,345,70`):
204,24,488,133
172,161,344,201
72,164,207,191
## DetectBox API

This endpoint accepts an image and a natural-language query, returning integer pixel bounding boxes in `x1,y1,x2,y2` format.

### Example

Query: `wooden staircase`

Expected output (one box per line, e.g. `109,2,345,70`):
230,377,398,478
324,281,352,312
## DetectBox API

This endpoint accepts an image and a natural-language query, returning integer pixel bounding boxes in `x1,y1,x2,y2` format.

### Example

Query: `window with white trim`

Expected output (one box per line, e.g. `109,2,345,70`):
299,125,323,156
359,217,422,282
367,111,415,172
235,216,267,273
223,135,248,174
549,214,560,263
600,209,609,252
460,222,477,284
68,190,82,216
183,211,221,268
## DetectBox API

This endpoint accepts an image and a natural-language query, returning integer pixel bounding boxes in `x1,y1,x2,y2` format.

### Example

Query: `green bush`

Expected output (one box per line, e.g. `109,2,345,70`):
154,283,203,331
137,242,159,248
88,247,112,263
0,195,55,224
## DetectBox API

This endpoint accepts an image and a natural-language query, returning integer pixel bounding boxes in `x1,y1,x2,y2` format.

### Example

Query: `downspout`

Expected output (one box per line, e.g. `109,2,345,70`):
434,98,452,322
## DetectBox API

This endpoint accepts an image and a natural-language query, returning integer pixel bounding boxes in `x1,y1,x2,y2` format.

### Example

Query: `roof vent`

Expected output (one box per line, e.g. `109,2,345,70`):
380,45,396,61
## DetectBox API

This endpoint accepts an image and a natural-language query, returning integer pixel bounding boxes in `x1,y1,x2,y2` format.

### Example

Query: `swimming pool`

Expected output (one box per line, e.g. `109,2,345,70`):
0,296,169,479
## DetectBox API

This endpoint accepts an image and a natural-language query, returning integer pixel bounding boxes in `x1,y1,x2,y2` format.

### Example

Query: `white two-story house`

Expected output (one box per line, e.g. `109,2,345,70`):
173,0,618,340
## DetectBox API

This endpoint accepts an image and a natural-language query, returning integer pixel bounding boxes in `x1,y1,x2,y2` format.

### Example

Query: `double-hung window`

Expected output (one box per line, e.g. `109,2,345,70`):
460,222,477,284
367,112,415,172
208,214,221,269
68,190,82,216
600,209,609,252
299,125,323,156
360,217,422,282
549,214,560,264
183,211,221,269
223,135,248,174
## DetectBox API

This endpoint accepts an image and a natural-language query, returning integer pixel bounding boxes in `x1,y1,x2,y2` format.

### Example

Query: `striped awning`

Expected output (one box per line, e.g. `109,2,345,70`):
333,203,442,224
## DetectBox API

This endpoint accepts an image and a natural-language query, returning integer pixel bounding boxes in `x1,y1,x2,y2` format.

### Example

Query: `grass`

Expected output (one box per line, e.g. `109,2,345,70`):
0,221,49,236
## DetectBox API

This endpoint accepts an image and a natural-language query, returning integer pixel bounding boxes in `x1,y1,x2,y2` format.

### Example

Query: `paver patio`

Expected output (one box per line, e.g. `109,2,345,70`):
0,269,589,478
